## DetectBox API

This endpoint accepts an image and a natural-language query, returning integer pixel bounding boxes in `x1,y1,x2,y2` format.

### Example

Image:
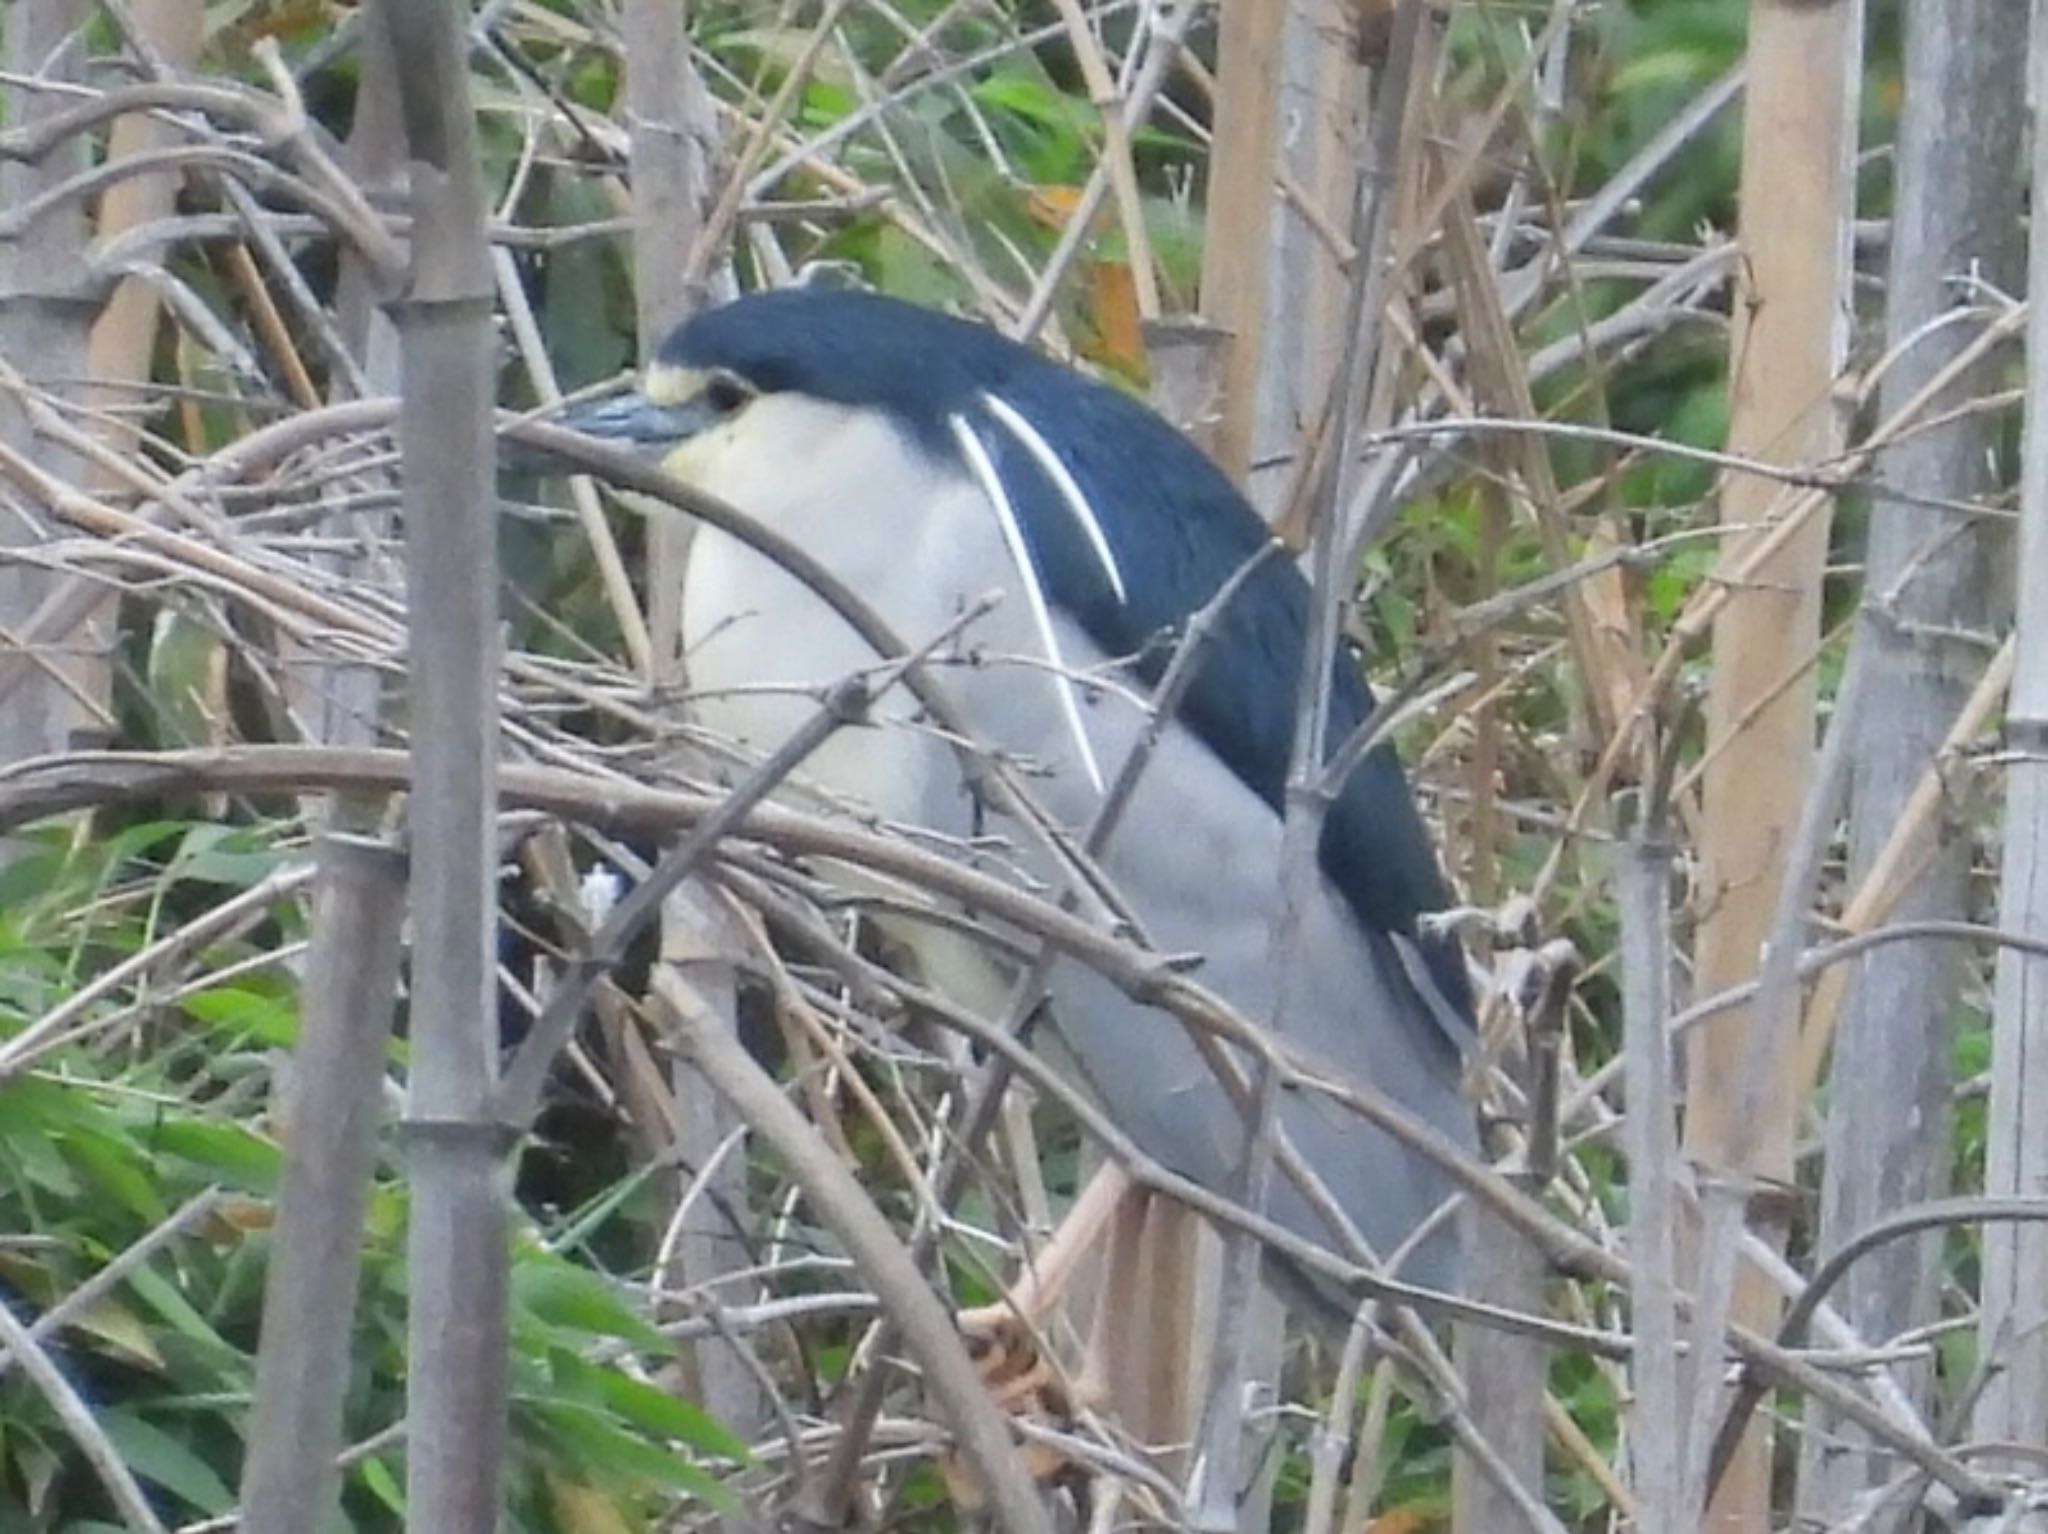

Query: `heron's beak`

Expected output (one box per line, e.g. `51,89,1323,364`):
506,390,716,475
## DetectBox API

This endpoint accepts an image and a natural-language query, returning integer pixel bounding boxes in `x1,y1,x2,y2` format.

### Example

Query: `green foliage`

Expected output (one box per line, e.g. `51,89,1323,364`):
0,826,755,1531
1575,3,1748,240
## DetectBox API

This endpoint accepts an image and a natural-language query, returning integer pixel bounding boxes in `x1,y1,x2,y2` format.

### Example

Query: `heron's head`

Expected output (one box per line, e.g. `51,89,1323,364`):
551,288,1061,499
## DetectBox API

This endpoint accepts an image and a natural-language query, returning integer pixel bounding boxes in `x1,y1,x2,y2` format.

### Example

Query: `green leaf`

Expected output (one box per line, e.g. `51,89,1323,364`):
565,52,618,113
869,224,956,308
101,1407,234,1514
61,1125,165,1222
150,1118,282,1194
125,1261,235,1358
1610,48,1724,95
553,1353,750,1464
358,1452,406,1515
145,608,225,750
539,179,633,390
800,77,857,127
0,1083,82,1197
166,824,286,889
518,1398,737,1513
0,839,79,912
972,71,1091,139
180,984,300,1049
513,1252,667,1350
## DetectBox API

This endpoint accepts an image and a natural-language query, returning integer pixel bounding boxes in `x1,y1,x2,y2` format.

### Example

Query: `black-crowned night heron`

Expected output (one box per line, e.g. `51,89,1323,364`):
557,287,1476,1314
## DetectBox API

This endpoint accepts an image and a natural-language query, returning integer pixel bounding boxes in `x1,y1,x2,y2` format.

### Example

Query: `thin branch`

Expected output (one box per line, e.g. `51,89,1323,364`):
668,992,1057,1534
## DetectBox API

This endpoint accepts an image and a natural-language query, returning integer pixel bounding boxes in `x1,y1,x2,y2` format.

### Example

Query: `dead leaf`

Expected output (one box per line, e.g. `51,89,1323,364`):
1083,261,1147,380
68,1297,165,1371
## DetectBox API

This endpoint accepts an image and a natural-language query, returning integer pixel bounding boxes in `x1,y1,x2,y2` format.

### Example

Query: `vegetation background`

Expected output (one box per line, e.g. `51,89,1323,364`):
0,0,2035,1531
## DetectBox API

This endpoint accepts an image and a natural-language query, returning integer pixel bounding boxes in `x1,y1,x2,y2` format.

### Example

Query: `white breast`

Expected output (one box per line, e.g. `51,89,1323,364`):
678,393,1114,840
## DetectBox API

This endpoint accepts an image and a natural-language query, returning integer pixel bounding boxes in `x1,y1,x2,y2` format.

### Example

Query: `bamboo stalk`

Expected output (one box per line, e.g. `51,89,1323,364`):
1975,0,2048,1463
380,3,509,1526
1198,0,1288,481
1681,2,1863,1526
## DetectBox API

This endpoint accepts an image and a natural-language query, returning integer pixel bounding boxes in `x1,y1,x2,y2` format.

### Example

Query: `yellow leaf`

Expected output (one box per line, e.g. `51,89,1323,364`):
941,1440,1068,1511
940,1451,986,1512
0,1255,159,1367
548,1474,636,1534
0,1251,56,1306
208,1196,275,1235
70,1297,165,1371
1026,184,1088,232
1366,1506,1439,1534
1082,261,1148,382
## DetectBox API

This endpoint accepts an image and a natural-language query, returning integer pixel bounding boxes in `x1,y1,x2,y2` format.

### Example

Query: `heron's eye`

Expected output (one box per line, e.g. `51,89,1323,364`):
702,372,753,416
